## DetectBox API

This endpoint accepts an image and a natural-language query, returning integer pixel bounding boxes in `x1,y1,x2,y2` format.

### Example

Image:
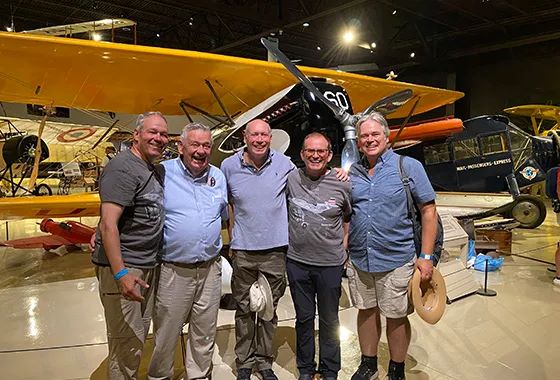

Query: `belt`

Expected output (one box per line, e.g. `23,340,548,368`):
163,256,219,269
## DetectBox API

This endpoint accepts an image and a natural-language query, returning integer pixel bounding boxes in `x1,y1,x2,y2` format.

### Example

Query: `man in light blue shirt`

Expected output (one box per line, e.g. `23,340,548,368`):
148,123,228,380
347,112,437,380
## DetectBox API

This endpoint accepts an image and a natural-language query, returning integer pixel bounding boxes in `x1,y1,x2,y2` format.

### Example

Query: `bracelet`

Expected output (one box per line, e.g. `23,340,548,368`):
419,253,432,261
114,268,129,280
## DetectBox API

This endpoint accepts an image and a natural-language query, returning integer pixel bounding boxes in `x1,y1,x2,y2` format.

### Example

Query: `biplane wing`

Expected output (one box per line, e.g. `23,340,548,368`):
504,105,560,136
0,193,100,220
0,31,463,120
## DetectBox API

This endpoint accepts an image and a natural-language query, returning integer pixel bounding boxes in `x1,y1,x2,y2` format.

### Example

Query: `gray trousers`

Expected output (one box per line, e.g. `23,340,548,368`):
148,258,222,380
96,265,158,380
232,248,287,371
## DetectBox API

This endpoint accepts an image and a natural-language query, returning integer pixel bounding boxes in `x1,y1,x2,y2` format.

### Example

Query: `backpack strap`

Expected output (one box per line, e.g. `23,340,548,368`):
398,155,416,220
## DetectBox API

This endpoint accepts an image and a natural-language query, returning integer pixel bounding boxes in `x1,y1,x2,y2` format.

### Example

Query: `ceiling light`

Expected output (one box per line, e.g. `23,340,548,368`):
316,46,321,51
370,42,377,49
342,30,355,44
392,9,397,15
302,22,309,27
410,52,416,58
92,32,102,41
156,33,160,38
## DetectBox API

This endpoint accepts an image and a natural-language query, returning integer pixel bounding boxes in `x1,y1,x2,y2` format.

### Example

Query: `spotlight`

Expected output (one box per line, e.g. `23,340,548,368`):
342,30,355,44
392,9,397,15
156,33,160,38
302,22,309,27
370,42,377,49
316,46,321,51
410,52,416,58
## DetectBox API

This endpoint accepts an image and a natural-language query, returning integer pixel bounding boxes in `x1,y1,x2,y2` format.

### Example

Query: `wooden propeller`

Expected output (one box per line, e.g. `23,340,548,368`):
27,112,48,190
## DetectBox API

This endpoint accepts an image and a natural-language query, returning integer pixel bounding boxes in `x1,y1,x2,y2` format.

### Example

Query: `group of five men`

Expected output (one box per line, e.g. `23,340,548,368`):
93,110,437,380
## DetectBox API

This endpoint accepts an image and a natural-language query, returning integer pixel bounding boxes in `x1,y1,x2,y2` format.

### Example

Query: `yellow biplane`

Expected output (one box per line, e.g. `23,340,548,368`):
0,31,464,220
504,104,560,136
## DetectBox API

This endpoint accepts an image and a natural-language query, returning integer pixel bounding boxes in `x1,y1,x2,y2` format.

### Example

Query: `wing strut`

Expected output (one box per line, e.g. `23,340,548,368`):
204,80,235,126
389,96,421,149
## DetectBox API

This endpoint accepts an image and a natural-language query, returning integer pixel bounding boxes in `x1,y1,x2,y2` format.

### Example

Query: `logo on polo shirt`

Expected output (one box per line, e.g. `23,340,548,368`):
208,176,216,187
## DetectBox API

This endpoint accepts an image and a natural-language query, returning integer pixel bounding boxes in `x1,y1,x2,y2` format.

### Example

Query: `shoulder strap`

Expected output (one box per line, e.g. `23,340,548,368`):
398,155,416,220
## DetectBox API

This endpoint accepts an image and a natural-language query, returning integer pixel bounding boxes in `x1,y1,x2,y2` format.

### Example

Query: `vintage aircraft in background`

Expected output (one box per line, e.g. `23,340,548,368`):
0,218,94,250
397,114,560,228
0,117,115,197
0,30,464,219
504,104,560,136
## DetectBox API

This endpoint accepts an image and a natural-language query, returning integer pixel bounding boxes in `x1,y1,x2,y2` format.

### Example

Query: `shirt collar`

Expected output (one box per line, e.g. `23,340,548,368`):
176,157,210,182
359,148,393,169
238,148,274,170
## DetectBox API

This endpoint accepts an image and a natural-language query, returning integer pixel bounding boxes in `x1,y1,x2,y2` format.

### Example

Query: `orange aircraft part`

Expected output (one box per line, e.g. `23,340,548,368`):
389,118,463,142
0,218,95,250
39,218,95,244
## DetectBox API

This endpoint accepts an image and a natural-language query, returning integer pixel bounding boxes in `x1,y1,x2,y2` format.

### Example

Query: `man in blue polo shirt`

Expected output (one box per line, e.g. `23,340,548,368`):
347,112,437,380
221,119,295,380
148,123,228,380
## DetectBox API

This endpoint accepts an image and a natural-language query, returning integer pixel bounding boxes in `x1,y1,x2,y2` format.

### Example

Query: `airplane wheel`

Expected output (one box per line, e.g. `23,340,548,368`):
510,195,546,229
32,184,52,196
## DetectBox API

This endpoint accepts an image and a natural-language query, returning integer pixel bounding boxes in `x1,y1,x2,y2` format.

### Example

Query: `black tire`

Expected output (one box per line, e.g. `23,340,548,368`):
510,195,547,229
32,183,52,196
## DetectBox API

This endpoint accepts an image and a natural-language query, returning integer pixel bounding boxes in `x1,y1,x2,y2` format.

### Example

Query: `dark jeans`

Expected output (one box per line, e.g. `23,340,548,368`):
286,258,344,378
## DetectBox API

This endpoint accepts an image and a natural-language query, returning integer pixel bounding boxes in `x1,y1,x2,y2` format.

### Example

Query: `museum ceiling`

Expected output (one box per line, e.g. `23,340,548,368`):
2,0,560,75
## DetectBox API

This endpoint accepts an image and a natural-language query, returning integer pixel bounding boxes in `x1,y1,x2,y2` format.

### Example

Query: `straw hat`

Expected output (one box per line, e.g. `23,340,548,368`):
408,267,447,324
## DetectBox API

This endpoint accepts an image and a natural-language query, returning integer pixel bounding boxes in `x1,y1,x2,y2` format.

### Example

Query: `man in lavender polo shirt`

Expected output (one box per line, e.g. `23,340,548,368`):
220,119,295,380
347,112,437,380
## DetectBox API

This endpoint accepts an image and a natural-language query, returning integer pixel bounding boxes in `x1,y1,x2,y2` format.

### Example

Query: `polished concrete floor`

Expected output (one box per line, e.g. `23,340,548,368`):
0,212,559,380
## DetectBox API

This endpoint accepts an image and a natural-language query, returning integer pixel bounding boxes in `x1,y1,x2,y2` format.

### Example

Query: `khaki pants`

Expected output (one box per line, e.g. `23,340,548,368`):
96,265,158,380
148,258,222,380
232,248,287,371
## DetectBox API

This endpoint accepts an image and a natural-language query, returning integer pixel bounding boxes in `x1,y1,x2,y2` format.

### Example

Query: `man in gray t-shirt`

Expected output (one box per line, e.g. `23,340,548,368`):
286,132,352,380
93,111,169,380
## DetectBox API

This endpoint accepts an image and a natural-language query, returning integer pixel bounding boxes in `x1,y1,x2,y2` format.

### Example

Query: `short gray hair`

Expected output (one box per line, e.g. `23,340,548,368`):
180,122,212,144
356,111,390,137
135,111,167,131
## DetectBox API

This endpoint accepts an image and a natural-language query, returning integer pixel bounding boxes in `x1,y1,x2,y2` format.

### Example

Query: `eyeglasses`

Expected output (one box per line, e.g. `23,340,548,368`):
303,148,330,156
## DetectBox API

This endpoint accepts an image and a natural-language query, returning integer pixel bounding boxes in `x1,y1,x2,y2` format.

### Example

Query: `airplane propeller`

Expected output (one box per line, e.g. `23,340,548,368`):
260,37,413,170
27,112,48,190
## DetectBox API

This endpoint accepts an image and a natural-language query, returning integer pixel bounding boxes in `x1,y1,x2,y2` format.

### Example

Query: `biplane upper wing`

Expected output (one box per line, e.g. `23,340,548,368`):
504,105,560,121
0,31,463,120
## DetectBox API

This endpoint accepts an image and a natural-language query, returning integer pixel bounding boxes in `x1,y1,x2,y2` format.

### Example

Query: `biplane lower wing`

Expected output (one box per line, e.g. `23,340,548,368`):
0,32,463,120
0,193,100,220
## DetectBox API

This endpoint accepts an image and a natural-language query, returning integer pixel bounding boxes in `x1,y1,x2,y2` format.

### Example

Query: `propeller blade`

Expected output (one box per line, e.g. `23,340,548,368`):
362,89,413,116
28,114,48,190
261,37,350,122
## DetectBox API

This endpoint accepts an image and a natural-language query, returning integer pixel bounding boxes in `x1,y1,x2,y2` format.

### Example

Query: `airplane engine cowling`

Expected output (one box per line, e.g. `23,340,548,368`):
2,135,49,166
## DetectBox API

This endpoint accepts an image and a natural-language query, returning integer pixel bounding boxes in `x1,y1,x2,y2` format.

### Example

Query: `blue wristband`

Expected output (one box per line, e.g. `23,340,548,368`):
114,268,129,280
419,253,432,261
